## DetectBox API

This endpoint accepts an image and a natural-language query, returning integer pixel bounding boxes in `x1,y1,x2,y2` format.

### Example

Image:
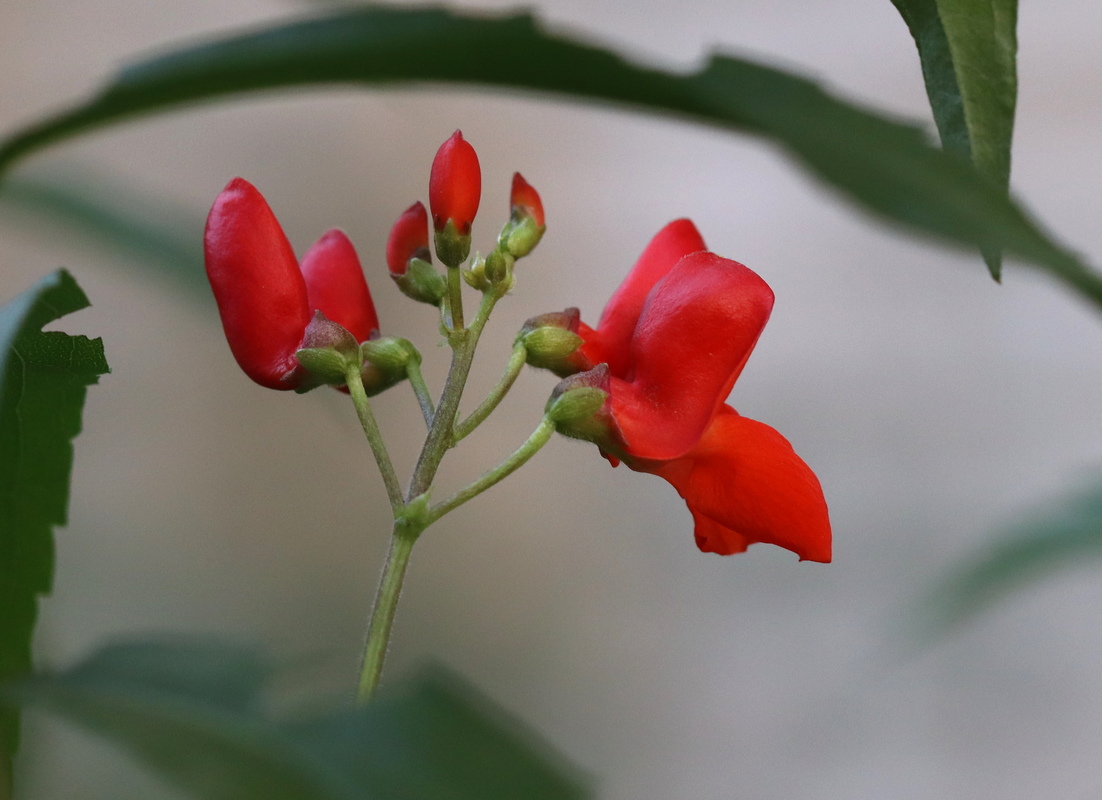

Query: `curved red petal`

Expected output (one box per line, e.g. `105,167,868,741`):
585,219,706,377
386,202,430,276
429,130,481,234
635,406,831,562
609,252,774,460
204,177,309,390
300,229,380,344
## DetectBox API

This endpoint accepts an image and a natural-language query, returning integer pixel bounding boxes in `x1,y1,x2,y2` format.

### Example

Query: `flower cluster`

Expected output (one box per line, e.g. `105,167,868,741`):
203,133,828,563
532,220,832,562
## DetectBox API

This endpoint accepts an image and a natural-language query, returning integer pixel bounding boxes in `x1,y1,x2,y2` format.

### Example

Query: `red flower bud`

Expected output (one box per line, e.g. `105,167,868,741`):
204,178,381,391
510,172,544,228
204,178,311,390
300,229,379,344
429,130,481,235
386,202,430,276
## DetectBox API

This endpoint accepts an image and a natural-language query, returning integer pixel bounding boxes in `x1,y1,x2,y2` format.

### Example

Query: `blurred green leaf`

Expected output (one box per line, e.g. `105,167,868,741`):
0,270,108,768
921,482,1102,632
2,638,590,800
0,171,206,296
891,0,1018,278
0,7,1098,306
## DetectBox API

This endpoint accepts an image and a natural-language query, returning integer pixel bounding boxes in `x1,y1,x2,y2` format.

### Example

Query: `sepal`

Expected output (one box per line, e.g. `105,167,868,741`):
517,308,584,375
545,364,617,445
294,311,363,388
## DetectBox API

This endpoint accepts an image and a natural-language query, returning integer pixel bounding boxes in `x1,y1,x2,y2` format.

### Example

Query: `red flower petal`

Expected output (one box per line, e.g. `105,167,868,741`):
204,178,310,390
634,406,831,562
609,252,774,460
300,229,380,344
582,219,706,377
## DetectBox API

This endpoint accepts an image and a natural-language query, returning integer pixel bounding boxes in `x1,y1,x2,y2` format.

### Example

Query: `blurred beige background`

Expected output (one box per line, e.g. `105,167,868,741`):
3,0,1102,798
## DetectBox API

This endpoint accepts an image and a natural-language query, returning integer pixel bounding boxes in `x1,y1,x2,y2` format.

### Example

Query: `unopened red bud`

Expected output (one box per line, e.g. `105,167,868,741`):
429,130,481,235
204,177,310,390
510,172,544,228
300,229,379,344
386,202,431,276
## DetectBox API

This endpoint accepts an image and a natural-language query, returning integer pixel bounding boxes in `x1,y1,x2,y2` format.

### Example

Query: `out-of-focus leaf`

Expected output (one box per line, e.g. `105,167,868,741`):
0,171,205,295
2,638,590,800
0,7,1098,307
890,0,1018,279
921,483,1102,632
0,270,108,766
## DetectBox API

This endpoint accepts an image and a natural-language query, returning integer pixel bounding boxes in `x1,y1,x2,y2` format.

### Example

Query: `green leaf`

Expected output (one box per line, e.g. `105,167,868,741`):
920,482,1102,633
890,0,1018,278
0,7,1097,306
0,171,206,296
0,270,108,766
2,638,590,800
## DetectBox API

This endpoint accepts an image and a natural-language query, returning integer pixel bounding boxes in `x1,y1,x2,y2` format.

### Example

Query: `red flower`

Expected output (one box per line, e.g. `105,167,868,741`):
429,130,481,235
204,177,379,390
556,219,831,562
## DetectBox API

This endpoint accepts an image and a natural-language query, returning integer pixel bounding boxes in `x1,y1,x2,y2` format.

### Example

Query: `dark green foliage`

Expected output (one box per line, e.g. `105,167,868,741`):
0,7,1097,305
0,270,108,764
2,638,590,800
891,0,1018,277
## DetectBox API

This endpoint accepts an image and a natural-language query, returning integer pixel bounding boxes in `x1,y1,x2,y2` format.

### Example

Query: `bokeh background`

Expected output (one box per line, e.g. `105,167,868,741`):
3,0,1102,797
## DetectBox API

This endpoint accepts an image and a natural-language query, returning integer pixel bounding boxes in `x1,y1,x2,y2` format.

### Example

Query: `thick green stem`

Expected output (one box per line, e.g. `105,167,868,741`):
406,359,435,429
409,292,499,499
453,341,527,444
429,415,555,523
357,522,418,701
346,365,403,512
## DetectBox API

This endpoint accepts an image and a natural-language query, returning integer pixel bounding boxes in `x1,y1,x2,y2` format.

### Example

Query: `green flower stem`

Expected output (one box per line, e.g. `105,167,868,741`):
345,365,403,512
428,415,555,524
445,266,464,330
406,359,435,430
357,520,419,702
409,291,499,499
453,341,528,444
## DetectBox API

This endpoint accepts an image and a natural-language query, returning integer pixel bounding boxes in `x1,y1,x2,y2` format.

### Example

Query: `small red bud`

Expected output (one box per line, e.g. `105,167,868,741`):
510,172,545,228
300,229,380,344
429,130,481,235
386,202,431,276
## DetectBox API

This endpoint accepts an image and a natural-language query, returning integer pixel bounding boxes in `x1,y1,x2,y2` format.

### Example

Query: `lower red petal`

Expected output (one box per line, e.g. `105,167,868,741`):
631,406,832,562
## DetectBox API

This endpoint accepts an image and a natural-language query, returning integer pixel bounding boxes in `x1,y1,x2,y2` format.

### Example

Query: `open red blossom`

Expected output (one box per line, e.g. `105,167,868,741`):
204,177,379,390
429,130,481,234
558,219,831,562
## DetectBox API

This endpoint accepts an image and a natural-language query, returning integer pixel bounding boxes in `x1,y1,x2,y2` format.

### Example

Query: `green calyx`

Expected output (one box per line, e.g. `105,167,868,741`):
499,215,545,258
433,219,471,268
360,336,420,396
295,311,363,389
392,257,447,305
520,326,583,372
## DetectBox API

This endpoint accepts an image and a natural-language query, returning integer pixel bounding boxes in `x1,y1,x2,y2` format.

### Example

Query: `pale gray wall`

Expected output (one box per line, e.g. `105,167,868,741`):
3,1,1102,798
